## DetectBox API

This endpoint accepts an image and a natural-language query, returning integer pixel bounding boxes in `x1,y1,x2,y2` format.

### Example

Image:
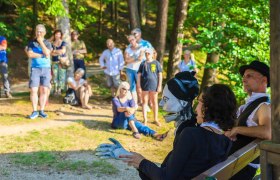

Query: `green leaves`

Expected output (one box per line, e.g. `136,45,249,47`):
186,0,270,102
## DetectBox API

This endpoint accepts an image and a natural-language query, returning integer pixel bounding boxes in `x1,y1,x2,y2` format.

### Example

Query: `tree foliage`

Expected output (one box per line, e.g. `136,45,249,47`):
186,0,270,102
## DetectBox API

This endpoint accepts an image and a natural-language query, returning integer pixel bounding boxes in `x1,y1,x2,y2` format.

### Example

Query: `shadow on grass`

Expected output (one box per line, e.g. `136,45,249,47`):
0,150,129,179
54,118,112,132
54,110,112,119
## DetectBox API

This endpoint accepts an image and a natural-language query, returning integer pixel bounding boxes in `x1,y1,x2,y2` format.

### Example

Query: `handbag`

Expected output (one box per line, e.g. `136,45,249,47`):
58,55,70,69
63,88,79,106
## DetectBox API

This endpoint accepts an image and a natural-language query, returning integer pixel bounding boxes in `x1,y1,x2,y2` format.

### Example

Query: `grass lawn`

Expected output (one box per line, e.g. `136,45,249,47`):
0,74,176,178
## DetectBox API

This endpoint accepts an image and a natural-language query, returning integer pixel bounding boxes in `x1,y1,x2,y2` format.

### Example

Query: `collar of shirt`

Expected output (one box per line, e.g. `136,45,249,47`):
245,92,269,105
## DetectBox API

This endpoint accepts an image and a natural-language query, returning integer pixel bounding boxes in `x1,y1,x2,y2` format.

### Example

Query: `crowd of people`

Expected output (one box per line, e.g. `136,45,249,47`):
1,23,272,179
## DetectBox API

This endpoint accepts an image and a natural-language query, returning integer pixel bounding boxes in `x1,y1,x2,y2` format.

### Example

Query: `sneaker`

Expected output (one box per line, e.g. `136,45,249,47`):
39,110,48,118
29,111,39,119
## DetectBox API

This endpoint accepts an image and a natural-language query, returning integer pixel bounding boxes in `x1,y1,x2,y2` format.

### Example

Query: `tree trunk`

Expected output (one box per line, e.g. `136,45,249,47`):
127,0,140,29
138,0,146,26
30,0,38,40
109,1,114,21
166,0,189,80
56,0,74,77
200,53,219,92
154,0,169,64
98,0,103,36
114,1,119,37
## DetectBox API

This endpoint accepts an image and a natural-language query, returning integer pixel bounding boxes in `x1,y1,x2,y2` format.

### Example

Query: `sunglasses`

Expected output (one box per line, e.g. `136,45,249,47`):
122,88,129,91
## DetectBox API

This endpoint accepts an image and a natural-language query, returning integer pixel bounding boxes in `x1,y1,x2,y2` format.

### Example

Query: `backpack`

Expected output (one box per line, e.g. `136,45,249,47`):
63,88,79,106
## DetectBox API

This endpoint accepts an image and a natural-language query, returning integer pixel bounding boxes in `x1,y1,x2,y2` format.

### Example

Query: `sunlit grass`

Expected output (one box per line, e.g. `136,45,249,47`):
10,151,118,175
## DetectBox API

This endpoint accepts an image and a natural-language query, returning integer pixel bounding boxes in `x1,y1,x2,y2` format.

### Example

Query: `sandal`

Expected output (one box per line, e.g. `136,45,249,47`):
154,131,169,141
132,132,141,139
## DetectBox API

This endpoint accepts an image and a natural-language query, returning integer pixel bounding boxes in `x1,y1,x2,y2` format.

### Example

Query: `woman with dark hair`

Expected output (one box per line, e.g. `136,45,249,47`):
120,84,237,179
50,29,67,95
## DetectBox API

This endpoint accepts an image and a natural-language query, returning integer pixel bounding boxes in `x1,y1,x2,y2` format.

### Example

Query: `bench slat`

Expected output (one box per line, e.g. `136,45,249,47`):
193,139,261,180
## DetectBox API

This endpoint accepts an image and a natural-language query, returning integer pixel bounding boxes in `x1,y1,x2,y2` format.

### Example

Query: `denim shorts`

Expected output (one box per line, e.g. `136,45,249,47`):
126,68,137,92
29,67,51,88
105,74,120,88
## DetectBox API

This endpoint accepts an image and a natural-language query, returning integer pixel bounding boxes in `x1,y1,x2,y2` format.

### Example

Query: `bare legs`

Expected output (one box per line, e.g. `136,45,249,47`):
142,91,161,126
30,87,39,111
30,86,49,111
78,85,92,109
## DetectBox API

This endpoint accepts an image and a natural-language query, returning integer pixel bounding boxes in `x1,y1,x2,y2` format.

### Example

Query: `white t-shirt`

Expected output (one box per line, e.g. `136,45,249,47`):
125,46,143,71
67,77,85,89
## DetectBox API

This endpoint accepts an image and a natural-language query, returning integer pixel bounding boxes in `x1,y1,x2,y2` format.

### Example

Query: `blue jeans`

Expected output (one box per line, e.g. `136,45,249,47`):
0,62,10,93
126,68,137,92
112,114,155,136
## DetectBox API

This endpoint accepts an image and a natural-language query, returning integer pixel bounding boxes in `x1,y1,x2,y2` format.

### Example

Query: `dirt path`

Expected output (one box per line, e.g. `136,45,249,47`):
0,65,142,179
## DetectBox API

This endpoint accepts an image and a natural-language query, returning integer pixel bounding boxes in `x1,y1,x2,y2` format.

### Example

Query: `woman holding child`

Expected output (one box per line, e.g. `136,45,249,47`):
121,84,237,179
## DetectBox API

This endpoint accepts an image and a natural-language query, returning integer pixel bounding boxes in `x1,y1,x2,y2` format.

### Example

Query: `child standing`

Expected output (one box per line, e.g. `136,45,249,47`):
137,48,162,126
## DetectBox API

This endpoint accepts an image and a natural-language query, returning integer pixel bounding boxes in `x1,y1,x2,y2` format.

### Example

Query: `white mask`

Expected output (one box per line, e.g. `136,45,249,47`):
159,85,189,122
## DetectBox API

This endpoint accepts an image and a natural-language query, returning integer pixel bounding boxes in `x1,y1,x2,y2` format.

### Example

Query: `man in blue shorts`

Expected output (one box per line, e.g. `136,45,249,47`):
0,36,12,98
27,24,52,119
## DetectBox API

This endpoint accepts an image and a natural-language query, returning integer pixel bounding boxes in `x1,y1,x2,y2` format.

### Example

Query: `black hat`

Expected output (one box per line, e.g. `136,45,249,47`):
239,60,270,87
167,71,199,101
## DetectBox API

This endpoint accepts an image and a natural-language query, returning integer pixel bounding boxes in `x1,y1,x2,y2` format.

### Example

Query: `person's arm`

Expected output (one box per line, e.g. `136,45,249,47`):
37,37,51,58
99,51,106,69
121,128,194,179
51,42,66,56
137,73,142,92
27,51,44,59
67,77,81,91
124,51,135,64
115,99,134,113
157,72,163,92
137,49,144,62
157,62,163,92
119,50,125,71
225,104,271,140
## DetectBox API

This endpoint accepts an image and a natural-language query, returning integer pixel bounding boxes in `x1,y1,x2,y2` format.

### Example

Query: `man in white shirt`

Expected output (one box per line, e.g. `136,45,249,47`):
225,60,271,179
99,39,124,97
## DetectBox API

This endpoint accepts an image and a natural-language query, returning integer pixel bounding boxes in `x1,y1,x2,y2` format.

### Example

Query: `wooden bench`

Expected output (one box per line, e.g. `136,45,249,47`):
193,139,261,180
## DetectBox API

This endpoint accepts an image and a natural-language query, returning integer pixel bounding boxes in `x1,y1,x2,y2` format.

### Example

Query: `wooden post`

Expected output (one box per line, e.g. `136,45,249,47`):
260,1,280,179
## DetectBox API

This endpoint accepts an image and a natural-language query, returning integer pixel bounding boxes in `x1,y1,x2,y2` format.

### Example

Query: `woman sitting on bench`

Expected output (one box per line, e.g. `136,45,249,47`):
120,84,237,179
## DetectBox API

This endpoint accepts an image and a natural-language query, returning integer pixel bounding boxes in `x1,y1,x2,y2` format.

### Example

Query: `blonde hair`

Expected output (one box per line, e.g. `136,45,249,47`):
116,81,132,100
